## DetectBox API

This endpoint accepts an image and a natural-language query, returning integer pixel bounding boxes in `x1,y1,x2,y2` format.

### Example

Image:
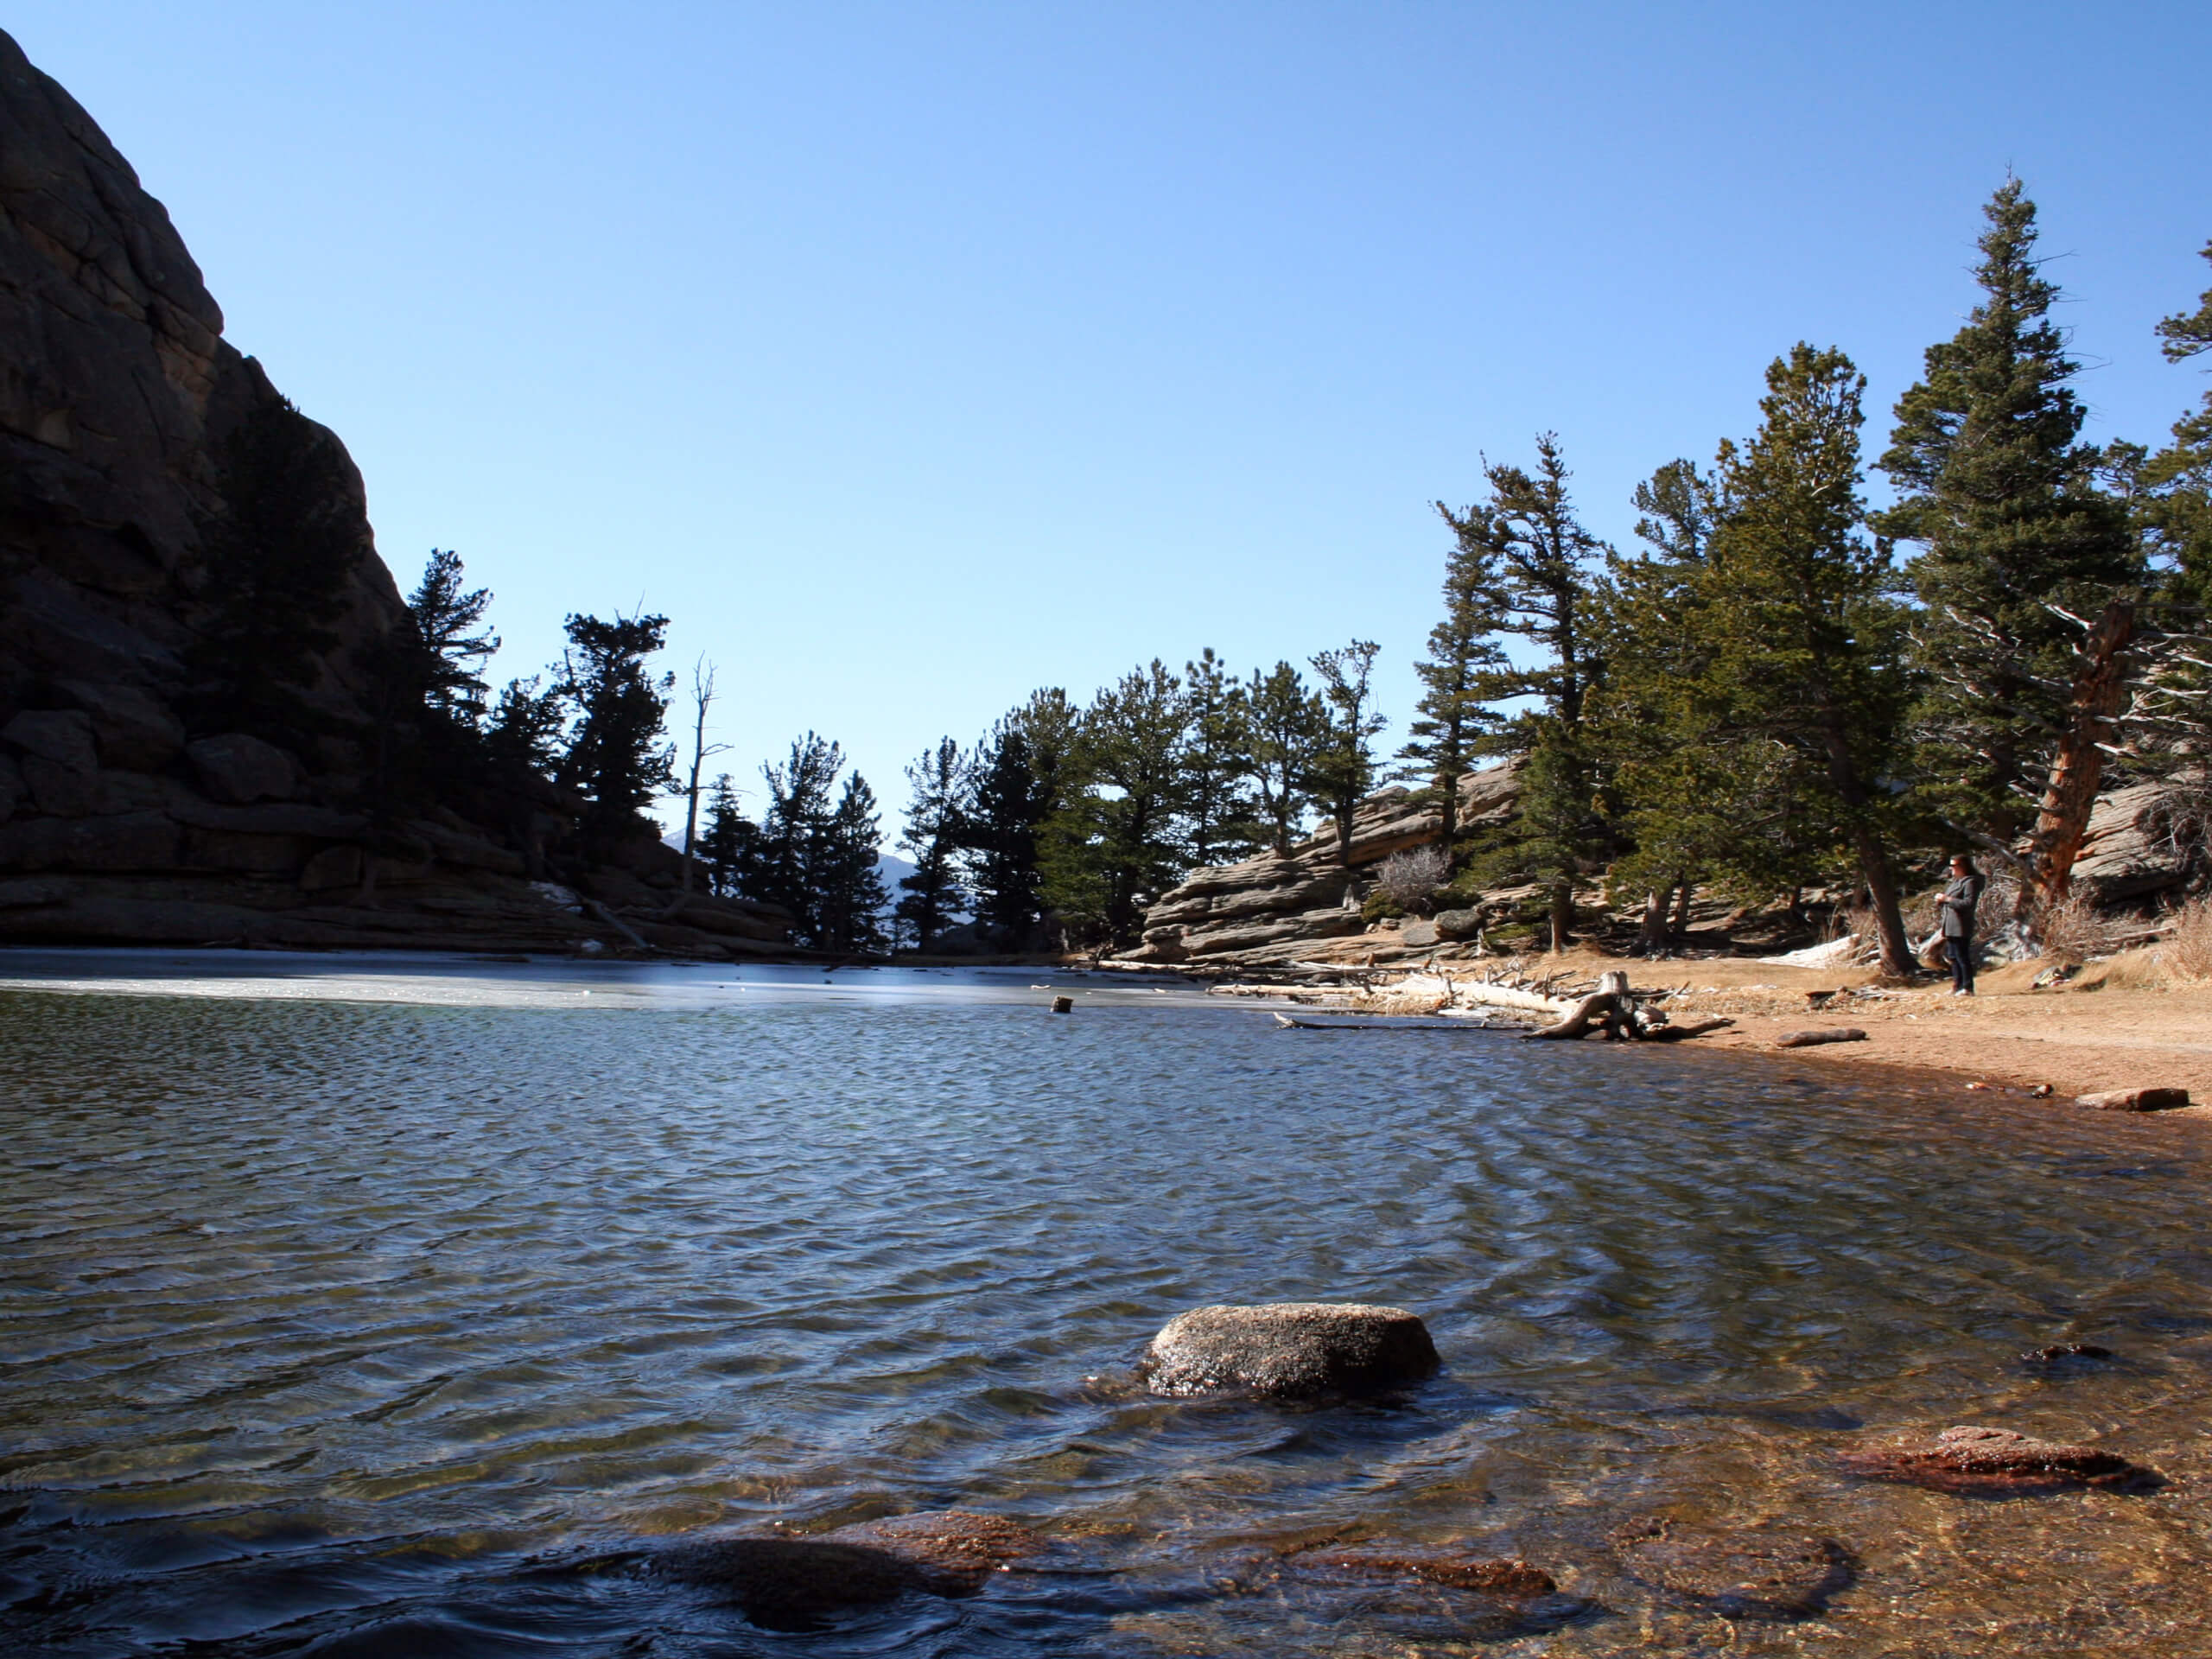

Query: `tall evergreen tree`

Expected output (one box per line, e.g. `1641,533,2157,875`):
697,772,758,899
963,720,1051,940
1402,514,1507,848
1690,345,1917,974
1055,661,1191,944
1439,435,1611,947
1876,180,2140,841
2144,238,2212,603
896,737,969,950
1180,647,1259,866
406,550,499,724
752,732,845,938
1306,640,1386,863
817,773,891,953
553,613,677,850
1242,661,1327,855
1595,459,1733,947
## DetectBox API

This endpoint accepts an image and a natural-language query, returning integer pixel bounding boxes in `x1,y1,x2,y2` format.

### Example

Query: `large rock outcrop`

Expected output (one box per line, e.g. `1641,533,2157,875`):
1129,760,1518,966
0,30,784,957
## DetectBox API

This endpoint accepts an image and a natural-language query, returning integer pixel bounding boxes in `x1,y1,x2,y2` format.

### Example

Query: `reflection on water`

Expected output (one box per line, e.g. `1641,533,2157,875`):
3,954,2212,1655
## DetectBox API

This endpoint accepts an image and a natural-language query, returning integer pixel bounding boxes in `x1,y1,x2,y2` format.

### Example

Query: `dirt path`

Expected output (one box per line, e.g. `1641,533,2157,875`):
1609,954,2212,1114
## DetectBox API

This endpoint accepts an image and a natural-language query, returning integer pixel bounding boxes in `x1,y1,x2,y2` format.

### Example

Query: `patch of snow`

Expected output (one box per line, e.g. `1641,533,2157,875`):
1756,937,1859,969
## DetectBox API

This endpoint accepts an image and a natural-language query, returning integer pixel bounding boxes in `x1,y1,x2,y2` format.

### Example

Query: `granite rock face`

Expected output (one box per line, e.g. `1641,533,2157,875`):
1141,1302,1440,1398
0,29,787,957
1130,761,1518,967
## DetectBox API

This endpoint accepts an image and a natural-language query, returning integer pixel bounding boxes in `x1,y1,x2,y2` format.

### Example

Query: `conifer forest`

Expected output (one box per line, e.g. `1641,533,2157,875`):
395,184,2212,957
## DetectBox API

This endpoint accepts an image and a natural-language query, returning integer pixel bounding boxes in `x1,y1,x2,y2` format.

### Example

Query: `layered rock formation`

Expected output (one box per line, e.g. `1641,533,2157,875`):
0,31,783,956
1128,761,1518,966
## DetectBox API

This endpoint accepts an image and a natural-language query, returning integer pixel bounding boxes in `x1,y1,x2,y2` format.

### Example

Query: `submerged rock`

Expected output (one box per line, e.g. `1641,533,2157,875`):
1294,1549,1555,1597
659,1510,1044,1630
1836,1425,2162,1496
2022,1342,2116,1366
1142,1302,1440,1398
1612,1517,1855,1620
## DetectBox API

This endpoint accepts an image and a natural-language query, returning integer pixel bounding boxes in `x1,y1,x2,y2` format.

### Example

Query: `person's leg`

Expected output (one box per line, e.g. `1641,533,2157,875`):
1945,937,1974,994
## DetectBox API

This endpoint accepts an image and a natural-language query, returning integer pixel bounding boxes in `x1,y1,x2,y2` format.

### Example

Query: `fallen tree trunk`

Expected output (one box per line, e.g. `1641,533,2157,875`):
1775,1027,1867,1048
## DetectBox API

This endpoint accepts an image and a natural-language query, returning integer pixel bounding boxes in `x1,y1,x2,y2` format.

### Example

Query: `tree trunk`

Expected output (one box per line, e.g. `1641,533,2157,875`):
1848,820,1915,977
1548,880,1573,952
1670,880,1694,938
1818,717,1914,977
2013,597,2136,925
1639,887,1669,953
1437,766,1459,848
1333,804,1356,863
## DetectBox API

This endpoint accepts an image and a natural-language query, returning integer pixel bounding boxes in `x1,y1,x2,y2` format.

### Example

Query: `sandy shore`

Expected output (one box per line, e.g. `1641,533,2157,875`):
1597,952,2212,1115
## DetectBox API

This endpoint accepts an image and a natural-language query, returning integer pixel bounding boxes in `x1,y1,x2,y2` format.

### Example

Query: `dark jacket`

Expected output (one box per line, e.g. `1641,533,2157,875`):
1939,874,1982,939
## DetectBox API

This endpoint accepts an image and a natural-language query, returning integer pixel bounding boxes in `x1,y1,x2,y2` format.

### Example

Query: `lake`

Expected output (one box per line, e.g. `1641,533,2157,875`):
3,951,2210,1656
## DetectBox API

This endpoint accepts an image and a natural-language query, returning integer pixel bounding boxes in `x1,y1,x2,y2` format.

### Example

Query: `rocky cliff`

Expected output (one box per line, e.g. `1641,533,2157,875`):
1128,761,1520,966
0,30,783,957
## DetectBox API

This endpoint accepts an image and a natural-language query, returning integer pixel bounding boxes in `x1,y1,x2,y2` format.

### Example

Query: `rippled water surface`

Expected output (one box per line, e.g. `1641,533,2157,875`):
5,950,2212,1656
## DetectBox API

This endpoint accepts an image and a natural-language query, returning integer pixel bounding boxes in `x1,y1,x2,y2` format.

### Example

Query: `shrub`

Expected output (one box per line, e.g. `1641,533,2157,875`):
2036,888,2114,966
1376,844,1452,913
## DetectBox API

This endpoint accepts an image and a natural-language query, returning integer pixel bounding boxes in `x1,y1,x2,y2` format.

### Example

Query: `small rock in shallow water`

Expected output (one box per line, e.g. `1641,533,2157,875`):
1836,1425,2161,1496
1141,1302,1440,1398
2022,1342,2116,1365
1612,1518,1855,1620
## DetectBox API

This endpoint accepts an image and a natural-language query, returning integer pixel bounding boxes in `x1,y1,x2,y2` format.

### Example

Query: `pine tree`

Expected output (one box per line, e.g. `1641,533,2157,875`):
2145,238,2212,602
817,773,890,953
963,718,1053,941
1439,435,1611,948
1402,512,1507,849
1306,640,1385,863
1876,180,2139,841
752,732,845,939
1058,661,1192,944
896,737,969,950
406,550,499,723
1691,345,1917,974
1180,648,1259,866
697,773,758,899
553,613,677,851
1594,459,1732,947
485,676,568,773
1242,662,1327,855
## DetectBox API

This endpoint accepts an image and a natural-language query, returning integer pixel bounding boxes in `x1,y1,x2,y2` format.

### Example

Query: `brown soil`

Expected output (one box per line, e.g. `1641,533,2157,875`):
1554,949,2212,1110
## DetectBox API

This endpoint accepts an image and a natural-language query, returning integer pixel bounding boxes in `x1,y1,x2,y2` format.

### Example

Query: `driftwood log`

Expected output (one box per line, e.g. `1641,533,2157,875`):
1524,971,1732,1043
1774,1027,1867,1048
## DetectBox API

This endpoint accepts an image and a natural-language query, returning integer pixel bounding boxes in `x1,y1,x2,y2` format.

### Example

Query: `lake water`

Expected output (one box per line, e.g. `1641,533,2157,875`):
4,951,2212,1656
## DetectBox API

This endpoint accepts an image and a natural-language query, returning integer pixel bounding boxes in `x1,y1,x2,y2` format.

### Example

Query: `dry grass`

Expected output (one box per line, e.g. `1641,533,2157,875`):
2158,895,2212,982
2035,888,2115,966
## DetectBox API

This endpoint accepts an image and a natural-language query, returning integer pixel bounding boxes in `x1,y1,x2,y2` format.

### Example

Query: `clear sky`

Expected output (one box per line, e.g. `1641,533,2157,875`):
10,3,2209,840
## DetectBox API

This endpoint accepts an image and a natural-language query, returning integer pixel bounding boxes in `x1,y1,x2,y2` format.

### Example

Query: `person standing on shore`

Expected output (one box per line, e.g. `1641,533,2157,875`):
1938,855,1984,995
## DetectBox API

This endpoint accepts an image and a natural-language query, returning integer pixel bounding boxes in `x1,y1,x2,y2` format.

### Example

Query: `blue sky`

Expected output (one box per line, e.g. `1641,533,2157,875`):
11,3,2209,840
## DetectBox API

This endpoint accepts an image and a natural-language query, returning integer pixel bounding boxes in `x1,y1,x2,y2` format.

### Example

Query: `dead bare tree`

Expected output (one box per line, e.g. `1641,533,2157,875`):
676,658,733,894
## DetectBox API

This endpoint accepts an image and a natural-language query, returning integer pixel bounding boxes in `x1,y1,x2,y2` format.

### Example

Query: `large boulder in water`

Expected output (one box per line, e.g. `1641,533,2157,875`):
1142,1302,1440,1398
